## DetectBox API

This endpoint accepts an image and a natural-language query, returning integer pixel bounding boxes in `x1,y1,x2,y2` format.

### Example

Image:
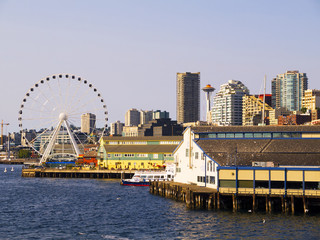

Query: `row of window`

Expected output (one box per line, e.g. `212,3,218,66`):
108,141,179,145
108,153,172,158
185,149,205,160
219,180,320,190
197,132,303,139
197,176,216,184
109,141,148,145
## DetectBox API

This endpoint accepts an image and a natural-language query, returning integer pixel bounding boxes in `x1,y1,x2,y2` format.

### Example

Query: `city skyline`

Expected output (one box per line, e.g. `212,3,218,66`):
1,1,320,132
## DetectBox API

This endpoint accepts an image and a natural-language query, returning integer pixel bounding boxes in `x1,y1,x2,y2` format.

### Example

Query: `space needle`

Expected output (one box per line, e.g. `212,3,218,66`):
202,84,215,123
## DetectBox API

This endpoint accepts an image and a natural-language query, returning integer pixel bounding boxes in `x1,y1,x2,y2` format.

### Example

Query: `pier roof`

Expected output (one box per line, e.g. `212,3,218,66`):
191,125,320,133
102,136,182,141
196,138,320,166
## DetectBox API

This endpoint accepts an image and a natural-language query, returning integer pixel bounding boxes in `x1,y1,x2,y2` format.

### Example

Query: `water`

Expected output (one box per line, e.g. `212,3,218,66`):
0,165,319,240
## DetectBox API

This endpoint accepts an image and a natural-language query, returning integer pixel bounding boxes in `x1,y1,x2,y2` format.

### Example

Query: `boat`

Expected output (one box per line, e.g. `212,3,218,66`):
11,167,14,172
121,168,174,186
4,168,7,173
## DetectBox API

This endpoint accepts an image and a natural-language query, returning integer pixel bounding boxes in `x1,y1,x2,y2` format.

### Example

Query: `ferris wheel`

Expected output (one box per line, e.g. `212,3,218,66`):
18,74,108,164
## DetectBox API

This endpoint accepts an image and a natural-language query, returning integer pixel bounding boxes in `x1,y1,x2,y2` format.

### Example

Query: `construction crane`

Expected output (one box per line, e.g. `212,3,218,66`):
1,120,9,147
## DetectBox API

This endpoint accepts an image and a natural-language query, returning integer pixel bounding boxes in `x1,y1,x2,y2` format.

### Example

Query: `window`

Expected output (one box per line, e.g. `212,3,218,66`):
238,180,253,188
273,133,281,138
186,148,189,157
235,133,243,138
114,154,122,157
244,133,253,138
219,180,236,188
287,181,303,189
263,133,271,138
226,133,234,138
305,182,320,190
137,154,148,157
124,154,134,157
197,176,206,183
153,154,158,159
217,133,225,138
254,133,263,138
210,176,215,184
208,133,216,138
255,180,269,188
291,133,301,138
195,152,199,159
271,181,284,189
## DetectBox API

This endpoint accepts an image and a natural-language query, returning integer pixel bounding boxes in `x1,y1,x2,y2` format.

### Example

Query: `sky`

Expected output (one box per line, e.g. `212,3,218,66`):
0,0,319,133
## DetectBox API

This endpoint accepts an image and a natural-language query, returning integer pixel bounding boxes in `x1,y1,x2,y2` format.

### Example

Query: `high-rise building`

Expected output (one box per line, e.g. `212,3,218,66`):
125,108,140,126
81,113,96,134
110,121,124,136
153,110,169,120
242,95,273,126
271,71,308,111
140,110,153,125
211,80,249,126
301,89,320,110
176,72,200,123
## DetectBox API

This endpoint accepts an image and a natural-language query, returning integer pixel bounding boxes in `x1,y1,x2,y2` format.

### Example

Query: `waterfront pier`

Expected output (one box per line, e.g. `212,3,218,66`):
22,168,134,179
150,181,320,214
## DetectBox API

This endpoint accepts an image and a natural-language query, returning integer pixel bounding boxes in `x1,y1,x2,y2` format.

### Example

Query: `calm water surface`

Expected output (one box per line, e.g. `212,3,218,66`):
0,165,319,240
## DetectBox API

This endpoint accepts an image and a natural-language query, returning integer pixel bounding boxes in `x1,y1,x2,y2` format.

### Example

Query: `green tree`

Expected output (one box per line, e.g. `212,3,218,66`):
18,149,31,158
301,107,307,113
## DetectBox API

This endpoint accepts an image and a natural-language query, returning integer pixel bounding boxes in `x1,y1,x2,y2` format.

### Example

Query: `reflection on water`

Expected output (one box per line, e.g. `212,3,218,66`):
0,165,319,240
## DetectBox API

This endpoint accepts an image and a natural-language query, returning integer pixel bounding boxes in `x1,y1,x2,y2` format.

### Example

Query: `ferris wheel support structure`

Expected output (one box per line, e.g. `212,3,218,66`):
40,112,80,164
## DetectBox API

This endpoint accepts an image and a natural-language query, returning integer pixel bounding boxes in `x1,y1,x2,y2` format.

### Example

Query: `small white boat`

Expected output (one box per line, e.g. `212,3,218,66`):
4,168,7,173
121,167,174,186
11,167,14,172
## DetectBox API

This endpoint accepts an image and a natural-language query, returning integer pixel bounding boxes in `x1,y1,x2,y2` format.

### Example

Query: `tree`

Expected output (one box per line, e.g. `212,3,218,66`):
18,149,31,158
301,107,307,113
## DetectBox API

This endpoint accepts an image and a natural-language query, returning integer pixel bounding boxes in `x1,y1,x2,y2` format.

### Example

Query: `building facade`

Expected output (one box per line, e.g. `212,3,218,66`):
242,95,273,126
302,89,320,111
271,71,308,111
125,108,140,126
122,118,183,137
110,121,124,136
211,80,249,126
140,110,153,125
153,110,169,120
176,72,200,124
97,136,182,170
269,107,291,125
81,113,96,134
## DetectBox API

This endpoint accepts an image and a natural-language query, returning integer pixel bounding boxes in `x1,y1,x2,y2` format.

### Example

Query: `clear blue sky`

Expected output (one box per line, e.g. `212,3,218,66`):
1,0,319,132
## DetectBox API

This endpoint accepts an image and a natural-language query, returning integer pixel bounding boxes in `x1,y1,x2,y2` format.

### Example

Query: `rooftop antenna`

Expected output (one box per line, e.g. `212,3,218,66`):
202,84,215,124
